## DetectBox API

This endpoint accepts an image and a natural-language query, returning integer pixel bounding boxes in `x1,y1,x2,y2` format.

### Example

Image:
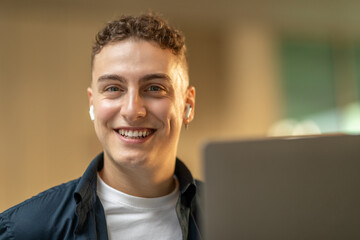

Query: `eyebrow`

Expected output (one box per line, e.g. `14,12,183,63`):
97,74,125,83
140,73,172,82
97,73,172,84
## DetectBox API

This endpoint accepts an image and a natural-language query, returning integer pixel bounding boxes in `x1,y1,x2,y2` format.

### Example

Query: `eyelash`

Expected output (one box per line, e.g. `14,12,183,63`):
102,84,167,96
106,86,120,92
146,85,164,92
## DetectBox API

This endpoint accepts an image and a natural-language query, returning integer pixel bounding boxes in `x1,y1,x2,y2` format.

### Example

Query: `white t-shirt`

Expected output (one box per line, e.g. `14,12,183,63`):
97,175,182,240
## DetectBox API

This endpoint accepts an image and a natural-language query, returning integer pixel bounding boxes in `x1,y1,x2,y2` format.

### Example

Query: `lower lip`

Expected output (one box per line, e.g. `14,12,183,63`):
115,130,155,144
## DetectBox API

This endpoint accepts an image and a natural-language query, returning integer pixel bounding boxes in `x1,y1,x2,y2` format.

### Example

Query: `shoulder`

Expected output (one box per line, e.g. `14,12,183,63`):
0,178,80,239
2,178,80,216
194,179,204,202
195,179,204,189
189,179,204,214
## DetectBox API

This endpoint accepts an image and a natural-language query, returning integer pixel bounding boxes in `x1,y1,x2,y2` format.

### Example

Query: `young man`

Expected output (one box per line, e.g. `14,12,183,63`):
0,14,202,240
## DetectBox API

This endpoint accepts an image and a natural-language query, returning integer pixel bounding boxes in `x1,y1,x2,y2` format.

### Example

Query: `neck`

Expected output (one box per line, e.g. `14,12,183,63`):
99,155,176,198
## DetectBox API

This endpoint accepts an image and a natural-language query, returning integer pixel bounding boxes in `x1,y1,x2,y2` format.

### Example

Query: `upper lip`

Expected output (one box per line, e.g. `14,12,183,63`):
114,127,155,131
115,127,156,138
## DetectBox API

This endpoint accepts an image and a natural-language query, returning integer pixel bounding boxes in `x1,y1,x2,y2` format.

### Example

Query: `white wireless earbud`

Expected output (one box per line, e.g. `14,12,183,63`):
185,103,192,120
89,105,95,121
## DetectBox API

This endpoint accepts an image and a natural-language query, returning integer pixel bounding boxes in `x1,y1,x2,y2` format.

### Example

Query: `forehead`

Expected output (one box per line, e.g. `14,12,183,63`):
92,39,180,81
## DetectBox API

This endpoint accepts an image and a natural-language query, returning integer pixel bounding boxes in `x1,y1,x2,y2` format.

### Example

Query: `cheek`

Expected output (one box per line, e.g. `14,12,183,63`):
95,100,120,123
148,99,183,126
149,100,171,120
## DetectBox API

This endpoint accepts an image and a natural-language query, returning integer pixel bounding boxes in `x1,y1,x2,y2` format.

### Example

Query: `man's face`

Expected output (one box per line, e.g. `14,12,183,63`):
88,39,195,170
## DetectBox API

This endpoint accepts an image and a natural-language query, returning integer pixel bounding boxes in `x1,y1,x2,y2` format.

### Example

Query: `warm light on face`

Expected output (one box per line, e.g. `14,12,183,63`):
87,39,195,171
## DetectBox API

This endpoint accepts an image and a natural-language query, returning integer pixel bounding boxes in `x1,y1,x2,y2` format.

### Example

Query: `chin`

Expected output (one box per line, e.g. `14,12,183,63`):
108,151,150,168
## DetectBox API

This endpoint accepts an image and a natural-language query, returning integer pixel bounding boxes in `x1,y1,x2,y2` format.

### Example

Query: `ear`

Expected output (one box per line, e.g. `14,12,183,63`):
87,87,93,107
183,86,196,124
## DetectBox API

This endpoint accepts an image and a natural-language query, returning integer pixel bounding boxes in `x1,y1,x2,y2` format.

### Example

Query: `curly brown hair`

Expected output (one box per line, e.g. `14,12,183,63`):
91,13,187,69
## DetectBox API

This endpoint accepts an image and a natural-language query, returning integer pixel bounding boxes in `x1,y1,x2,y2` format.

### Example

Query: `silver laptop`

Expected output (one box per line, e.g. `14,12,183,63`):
203,134,360,240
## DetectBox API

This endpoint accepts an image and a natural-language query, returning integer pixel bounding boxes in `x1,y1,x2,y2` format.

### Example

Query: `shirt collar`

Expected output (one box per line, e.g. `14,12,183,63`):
174,158,197,207
73,153,197,229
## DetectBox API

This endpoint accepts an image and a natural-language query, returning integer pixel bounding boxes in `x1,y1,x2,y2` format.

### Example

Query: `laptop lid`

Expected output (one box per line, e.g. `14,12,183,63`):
203,134,360,240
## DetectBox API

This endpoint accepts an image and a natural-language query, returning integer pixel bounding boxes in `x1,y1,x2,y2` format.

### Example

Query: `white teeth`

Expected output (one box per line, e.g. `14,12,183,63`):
118,129,152,139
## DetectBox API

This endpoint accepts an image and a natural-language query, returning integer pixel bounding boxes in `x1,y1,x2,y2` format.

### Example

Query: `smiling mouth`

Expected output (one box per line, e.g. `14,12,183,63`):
117,128,155,139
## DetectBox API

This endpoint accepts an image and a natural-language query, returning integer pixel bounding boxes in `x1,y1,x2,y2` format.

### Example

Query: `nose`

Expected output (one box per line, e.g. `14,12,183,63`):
120,90,146,122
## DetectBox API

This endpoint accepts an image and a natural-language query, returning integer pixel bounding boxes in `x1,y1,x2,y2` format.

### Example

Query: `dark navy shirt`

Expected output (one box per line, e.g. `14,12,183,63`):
0,153,203,240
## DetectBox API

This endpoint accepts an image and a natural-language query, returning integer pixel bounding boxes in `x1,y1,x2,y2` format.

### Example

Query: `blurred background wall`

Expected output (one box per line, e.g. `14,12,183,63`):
1,0,360,211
